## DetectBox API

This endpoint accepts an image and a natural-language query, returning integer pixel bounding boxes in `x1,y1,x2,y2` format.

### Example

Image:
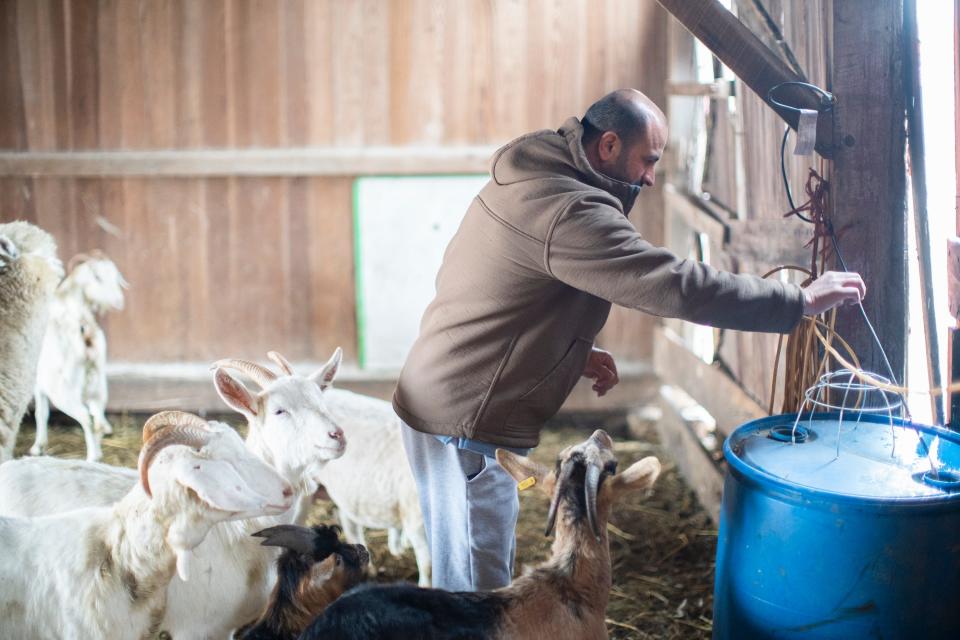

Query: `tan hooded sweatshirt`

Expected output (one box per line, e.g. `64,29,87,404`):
393,118,804,449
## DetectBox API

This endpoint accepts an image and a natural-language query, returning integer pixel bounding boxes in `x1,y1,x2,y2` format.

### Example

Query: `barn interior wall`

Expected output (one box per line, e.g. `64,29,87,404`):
1,0,670,372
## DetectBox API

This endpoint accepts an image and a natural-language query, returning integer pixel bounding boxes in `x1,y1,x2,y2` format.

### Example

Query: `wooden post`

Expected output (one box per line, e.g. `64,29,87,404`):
831,1,908,385
654,0,835,157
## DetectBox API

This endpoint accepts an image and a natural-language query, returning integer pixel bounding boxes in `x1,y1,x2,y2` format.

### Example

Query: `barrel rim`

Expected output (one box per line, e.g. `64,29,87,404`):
723,412,960,507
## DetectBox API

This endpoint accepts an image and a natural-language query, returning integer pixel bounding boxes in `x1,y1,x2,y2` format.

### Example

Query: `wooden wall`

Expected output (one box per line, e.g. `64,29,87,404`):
662,0,835,414
1,0,669,369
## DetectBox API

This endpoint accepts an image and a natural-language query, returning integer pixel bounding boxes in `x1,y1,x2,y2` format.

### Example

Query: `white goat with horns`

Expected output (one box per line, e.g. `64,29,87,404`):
263,350,431,587
31,250,128,461
0,411,293,639
0,349,348,639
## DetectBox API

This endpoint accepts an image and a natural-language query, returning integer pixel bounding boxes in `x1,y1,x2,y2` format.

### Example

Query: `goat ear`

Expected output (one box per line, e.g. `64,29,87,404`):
310,347,342,390
496,450,553,496
213,368,258,417
172,457,276,517
310,556,337,585
609,456,661,500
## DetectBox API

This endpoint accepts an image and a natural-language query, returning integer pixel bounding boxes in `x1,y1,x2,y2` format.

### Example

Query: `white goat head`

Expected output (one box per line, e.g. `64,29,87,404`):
138,410,294,580
210,349,347,485
64,251,128,313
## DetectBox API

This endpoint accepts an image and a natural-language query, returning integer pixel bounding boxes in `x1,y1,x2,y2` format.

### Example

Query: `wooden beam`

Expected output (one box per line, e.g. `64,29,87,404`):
652,326,767,437
655,0,835,158
0,146,499,177
667,80,735,99
638,387,725,523
104,362,659,414
830,0,908,384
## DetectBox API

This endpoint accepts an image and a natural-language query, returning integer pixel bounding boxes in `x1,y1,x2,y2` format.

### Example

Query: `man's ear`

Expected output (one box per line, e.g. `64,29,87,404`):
597,130,622,162
496,450,555,496
609,456,661,500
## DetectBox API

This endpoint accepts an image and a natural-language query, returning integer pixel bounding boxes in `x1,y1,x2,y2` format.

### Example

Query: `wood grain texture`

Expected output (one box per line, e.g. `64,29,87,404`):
830,0,907,382
1,0,669,369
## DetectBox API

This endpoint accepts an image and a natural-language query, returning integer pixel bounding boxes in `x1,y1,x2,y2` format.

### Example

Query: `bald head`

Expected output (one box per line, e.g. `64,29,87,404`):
582,89,666,147
581,89,667,188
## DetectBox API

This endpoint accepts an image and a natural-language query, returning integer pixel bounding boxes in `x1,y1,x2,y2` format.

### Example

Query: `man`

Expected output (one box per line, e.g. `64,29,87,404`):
393,89,865,591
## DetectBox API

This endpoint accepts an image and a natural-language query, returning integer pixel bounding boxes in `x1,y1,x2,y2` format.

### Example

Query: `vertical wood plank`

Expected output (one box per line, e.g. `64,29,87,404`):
491,0,528,141
332,0,366,145
831,0,907,381
0,2,27,149
67,0,99,149
362,0,392,145
306,177,357,361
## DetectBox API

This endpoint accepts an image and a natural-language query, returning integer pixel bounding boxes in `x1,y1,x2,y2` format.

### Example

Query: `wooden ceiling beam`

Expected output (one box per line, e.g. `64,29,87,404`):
655,0,835,158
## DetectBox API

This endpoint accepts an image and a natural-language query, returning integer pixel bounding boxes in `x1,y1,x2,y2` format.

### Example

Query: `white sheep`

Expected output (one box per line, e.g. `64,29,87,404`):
0,221,63,463
31,251,128,461
0,349,349,639
0,410,294,639
264,350,432,587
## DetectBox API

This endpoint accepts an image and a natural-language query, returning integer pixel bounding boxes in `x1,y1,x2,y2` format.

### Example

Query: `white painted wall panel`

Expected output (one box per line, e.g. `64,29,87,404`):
354,175,489,369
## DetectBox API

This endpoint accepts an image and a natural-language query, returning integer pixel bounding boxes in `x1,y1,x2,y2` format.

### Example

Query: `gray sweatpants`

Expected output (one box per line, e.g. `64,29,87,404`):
400,422,520,591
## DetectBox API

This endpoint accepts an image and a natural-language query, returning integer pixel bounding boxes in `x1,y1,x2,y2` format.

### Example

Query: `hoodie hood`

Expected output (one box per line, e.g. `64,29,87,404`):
490,117,641,214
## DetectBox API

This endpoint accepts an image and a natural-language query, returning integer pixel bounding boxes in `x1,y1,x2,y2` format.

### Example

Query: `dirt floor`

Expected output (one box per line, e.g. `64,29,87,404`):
12,411,716,639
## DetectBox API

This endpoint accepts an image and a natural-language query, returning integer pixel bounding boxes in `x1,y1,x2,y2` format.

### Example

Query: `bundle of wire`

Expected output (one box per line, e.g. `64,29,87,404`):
766,164,863,415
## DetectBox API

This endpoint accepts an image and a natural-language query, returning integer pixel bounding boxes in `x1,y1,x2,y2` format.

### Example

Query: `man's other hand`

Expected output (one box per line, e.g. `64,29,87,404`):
802,271,866,316
583,347,619,397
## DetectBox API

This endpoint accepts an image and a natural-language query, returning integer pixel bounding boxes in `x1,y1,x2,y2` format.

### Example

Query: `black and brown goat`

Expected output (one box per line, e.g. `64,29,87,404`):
238,524,369,640
299,429,661,640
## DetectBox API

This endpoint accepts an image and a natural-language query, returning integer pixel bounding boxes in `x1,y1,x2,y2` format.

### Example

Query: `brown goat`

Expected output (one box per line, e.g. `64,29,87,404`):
301,429,661,640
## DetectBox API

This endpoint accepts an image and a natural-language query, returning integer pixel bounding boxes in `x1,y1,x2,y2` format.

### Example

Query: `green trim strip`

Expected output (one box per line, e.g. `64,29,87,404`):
352,178,366,370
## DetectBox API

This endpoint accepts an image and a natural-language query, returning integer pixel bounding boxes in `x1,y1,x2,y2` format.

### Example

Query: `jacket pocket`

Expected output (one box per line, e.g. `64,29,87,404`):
505,337,592,428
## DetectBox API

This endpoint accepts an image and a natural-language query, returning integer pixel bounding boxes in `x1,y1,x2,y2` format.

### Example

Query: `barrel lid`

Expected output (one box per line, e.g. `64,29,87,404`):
725,413,960,501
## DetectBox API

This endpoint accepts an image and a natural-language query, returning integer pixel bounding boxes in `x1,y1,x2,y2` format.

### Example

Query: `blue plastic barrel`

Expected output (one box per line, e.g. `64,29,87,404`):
714,412,960,639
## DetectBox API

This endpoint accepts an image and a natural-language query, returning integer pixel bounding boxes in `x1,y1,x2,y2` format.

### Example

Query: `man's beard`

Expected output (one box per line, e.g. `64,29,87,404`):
605,153,641,188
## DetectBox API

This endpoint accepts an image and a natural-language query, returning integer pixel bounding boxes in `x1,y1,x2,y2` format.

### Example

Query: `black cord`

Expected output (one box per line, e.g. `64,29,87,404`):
780,127,813,223
766,81,835,114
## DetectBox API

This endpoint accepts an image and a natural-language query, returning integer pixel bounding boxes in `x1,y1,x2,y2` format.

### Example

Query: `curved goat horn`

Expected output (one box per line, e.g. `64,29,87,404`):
209,359,277,389
544,459,576,537
267,351,295,376
138,418,211,498
584,463,603,542
253,524,343,558
66,252,92,273
141,410,209,443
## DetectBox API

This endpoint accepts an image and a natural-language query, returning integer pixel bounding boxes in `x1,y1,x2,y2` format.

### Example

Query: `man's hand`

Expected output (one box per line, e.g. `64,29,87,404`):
582,347,619,397
802,271,866,315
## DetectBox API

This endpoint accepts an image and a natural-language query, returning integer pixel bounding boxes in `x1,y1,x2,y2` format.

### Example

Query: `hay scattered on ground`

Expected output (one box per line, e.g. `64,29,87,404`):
13,411,715,639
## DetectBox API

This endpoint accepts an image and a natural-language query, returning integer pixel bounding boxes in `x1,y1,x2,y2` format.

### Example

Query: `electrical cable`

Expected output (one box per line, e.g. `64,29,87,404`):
766,81,834,115
780,127,812,222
